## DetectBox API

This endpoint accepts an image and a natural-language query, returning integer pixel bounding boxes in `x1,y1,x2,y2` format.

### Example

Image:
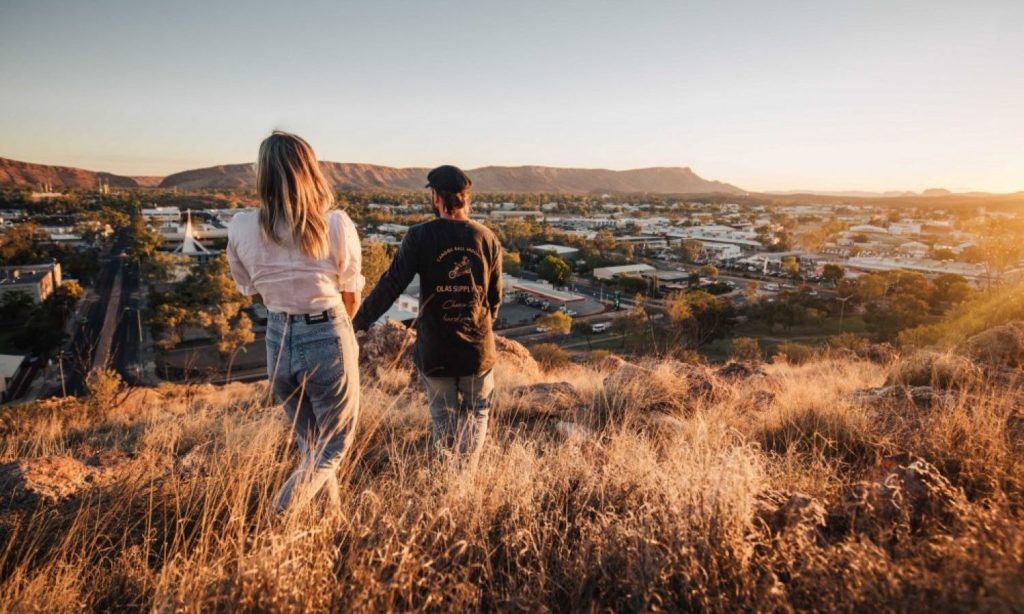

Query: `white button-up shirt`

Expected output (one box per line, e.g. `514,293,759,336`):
227,208,365,315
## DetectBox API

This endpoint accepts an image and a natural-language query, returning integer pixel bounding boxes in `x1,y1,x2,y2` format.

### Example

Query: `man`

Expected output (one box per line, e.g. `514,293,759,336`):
353,165,503,463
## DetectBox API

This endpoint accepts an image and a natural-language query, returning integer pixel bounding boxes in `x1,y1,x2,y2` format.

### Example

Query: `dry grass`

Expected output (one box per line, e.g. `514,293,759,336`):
1,354,1022,612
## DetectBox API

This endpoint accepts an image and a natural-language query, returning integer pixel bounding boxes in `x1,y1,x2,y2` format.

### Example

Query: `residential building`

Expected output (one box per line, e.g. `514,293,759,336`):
0,262,62,303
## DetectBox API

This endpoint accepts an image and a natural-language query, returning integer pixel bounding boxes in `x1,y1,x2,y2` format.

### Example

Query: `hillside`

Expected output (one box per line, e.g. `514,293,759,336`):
0,156,141,189
159,162,743,194
1,326,1022,610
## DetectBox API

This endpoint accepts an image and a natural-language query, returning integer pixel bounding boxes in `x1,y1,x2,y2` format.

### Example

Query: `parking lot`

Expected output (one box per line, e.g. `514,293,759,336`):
496,292,606,328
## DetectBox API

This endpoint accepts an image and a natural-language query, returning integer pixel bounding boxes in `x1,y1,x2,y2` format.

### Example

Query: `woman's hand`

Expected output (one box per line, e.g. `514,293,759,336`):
341,291,360,319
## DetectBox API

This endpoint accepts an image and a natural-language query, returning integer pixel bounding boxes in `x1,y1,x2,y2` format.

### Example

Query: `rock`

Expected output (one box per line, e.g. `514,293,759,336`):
603,359,725,415
835,459,967,542
716,361,768,380
755,489,827,537
859,343,899,365
740,389,777,412
360,320,415,374
554,420,592,440
598,354,628,372
360,322,539,376
640,412,686,437
494,335,540,374
960,322,1024,369
510,382,585,414
0,454,127,508
851,385,959,410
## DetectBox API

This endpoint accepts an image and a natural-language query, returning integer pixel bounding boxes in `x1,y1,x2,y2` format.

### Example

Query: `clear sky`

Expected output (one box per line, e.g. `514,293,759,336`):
0,0,1021,193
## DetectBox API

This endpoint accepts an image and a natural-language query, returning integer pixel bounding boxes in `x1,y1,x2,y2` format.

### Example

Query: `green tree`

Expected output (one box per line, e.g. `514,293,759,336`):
361,241,392,297
673,239,702,263
730,337,762,362
699,264,719,281
537,255,571,286
781,256,801,279
821,264,845,284
503,250,522,276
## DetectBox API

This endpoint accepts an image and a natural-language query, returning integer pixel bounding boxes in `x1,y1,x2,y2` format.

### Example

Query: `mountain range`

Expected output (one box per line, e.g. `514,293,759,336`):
0,156,742,195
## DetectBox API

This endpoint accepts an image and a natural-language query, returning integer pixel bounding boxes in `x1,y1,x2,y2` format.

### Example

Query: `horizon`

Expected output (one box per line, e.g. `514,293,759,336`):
1,0,1022,193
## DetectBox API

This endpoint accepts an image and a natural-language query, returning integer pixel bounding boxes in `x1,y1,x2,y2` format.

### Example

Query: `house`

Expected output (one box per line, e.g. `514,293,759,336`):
888,222,922,236
0,262,62,303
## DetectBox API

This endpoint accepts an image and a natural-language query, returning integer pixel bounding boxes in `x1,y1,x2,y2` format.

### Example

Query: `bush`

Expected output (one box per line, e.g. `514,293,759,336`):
530,343,570,370
588,349,612,364
730,337,762,362
886,351,983,389
773,342,815,365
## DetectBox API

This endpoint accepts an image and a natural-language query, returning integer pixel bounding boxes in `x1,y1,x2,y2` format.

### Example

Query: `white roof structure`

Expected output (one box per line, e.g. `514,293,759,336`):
592,264,657,280
506,275,585,303
173,211,211,255
532,244,579,256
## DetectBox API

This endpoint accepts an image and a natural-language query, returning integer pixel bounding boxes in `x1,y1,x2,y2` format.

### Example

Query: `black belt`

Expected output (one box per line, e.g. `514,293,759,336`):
272,308,343,324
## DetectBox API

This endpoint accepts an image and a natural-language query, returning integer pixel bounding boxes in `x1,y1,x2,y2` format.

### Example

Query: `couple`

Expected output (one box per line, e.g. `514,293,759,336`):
226,131,503,512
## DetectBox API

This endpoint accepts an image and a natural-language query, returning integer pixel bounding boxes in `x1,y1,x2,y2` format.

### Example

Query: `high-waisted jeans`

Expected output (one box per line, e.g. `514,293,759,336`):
265,308,359,512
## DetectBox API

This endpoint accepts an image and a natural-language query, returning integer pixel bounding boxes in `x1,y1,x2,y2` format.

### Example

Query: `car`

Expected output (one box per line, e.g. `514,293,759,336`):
591,322,612,333
535,326,551,333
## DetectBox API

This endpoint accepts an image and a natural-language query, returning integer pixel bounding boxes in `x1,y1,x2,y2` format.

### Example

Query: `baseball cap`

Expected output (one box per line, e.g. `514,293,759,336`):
425,165,472,192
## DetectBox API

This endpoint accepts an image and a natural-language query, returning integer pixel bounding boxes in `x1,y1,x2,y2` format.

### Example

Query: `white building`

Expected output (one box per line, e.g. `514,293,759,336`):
699,242,743,262
0,262,62,304
0,354,27,402
531,244,580,258
142,206,181,224
888,222,923,236
593,264,657,281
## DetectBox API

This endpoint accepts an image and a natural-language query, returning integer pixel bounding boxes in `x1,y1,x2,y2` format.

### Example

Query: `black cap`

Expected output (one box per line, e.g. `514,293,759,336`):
425,165,472,192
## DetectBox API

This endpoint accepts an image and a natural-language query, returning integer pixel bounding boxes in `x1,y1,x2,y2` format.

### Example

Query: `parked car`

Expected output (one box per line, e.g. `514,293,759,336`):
591,322,612,333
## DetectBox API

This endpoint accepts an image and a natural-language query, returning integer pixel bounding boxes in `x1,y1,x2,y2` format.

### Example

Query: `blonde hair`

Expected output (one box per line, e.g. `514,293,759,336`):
256,131,334,260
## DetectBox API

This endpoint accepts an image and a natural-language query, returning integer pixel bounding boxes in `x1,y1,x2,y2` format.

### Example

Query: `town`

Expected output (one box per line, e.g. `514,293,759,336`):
1,184,1019,403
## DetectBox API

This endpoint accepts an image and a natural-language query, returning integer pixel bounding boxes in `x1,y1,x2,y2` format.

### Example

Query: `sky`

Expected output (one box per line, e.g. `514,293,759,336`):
0,0,1021,193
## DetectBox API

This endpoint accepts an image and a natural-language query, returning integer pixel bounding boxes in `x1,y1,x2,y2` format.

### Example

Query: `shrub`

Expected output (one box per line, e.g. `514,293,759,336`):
730,337,762,362
886,351,983,389
530,343,570,370
588,349,612,364
773,342,815,365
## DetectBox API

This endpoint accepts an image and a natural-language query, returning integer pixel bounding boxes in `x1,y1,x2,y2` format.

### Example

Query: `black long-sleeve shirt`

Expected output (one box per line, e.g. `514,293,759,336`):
353,218,504,377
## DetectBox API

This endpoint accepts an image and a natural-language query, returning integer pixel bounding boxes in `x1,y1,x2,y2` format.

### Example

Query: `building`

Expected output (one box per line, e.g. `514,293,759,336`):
531,244,580,258
142,206,181,224
0,262,62,303
506,275,586,305
592,264,656,281
698,241,743,262
0,354,27,403
888,222,922,236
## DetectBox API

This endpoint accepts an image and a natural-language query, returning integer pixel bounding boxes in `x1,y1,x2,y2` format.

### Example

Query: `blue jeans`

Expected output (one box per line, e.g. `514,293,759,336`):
265,308,360,512
420,370,494,464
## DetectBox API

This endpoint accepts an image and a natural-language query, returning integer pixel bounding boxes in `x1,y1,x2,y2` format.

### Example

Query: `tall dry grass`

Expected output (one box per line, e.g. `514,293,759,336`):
0,355,1022,612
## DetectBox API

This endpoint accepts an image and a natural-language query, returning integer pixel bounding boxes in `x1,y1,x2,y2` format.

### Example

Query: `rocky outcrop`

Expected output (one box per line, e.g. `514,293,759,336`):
885,351,982,390
0,453,129,508
603,359,726,415
837,460,968,542
359,322,539,378
755,490,827,537
851,385,960,411
960,322,1024,369
510,382,585,414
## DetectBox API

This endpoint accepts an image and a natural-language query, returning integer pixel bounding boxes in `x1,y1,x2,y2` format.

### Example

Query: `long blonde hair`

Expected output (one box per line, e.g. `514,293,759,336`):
256,131,334,260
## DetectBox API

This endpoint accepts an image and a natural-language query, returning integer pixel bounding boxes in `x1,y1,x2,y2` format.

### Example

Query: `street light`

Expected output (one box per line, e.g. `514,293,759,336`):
836,295,852,332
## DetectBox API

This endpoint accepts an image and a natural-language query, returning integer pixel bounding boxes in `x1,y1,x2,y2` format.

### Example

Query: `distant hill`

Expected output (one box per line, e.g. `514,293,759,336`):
0,156,141,189
158,162,743,194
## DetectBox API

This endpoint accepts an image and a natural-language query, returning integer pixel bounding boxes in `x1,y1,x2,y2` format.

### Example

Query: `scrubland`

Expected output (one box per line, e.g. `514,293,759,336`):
1,324,1023,612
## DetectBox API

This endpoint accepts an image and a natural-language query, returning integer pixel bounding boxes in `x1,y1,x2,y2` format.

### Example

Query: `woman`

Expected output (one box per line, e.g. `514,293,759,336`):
227,131,364,512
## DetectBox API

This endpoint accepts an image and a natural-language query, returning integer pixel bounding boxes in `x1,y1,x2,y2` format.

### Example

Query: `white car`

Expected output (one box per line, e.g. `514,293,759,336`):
591,322,611,333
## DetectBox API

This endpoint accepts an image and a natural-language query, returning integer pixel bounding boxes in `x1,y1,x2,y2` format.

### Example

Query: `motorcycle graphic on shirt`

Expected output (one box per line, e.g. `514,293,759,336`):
448,256,473,280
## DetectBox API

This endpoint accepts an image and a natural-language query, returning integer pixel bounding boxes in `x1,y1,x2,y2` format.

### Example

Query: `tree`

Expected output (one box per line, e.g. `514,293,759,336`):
536,311,572,337
821,264,845,284
673,239,702,263
503,250,522,276
782,256,801,279
744,280,760,304
0,291,34,320
537,255,571,286
361,241,391,297
594,229,617,252
699,264,719,281
201,310,255,381
571,318,595,349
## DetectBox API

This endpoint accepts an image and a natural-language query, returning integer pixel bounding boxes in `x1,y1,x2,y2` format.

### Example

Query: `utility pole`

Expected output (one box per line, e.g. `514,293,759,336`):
837,295,852,332
58,354,66,397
